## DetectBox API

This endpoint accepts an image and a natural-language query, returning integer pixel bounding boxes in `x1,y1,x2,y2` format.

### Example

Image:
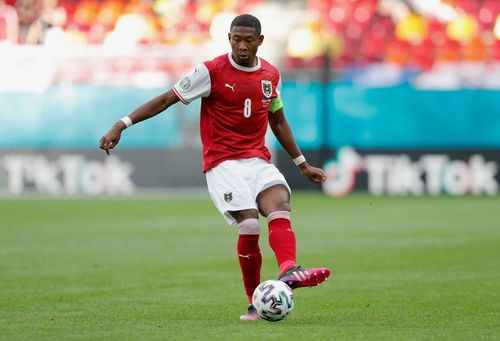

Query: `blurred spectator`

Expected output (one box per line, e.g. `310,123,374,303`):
15,0,66,44
16,0,44,43
40,0,67,44
0,0,18,43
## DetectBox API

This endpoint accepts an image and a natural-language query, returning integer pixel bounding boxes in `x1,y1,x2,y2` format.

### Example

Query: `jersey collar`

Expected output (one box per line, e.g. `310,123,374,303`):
228,53,261,72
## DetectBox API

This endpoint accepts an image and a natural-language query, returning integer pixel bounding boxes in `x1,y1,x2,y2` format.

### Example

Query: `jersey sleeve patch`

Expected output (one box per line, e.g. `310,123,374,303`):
172,63,211,104
269,96,283,113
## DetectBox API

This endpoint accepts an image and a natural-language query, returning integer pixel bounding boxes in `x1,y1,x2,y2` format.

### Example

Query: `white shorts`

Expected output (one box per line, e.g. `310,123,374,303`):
206,158,291,225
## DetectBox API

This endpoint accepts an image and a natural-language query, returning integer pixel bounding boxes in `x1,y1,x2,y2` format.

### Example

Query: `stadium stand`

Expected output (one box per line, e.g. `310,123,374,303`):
283,0,499,70
1,0,498,73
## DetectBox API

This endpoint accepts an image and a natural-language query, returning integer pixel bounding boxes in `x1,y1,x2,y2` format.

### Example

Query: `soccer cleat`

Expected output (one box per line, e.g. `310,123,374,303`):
239,304,259,321
278,266,331,289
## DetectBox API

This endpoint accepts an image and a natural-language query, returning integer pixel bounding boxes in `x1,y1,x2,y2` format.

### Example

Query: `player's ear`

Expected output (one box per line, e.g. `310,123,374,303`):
228,33,231,42
258,35,264,46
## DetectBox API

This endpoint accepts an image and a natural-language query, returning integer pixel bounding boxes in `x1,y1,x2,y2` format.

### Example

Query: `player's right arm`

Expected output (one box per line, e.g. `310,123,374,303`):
99,90,179,154
100,62,211,155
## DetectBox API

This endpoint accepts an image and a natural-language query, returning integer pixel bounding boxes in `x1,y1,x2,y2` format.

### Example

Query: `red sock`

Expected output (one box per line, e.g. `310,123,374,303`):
268,211,297,276
237,234,262,304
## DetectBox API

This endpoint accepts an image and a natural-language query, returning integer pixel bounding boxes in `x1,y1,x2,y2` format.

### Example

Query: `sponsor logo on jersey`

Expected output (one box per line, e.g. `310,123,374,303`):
225,83,236,92
178,77,191,91
261,80,272,98
224,192,233,203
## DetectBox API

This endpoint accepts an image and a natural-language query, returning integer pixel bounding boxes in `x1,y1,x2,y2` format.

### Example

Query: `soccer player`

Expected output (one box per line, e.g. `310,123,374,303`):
100,14,331,321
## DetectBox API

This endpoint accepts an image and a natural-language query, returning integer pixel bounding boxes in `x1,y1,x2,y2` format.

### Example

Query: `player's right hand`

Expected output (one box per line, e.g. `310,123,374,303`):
99,127,122,155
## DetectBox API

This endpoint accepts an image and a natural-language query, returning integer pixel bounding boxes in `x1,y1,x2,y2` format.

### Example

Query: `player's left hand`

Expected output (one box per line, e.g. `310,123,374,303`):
299,164,327,184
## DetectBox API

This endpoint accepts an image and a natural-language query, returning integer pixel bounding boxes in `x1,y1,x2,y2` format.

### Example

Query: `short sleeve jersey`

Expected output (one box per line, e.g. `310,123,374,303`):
172,53,282,172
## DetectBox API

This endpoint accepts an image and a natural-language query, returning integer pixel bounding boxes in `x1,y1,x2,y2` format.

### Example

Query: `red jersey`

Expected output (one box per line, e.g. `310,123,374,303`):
172,53,282,172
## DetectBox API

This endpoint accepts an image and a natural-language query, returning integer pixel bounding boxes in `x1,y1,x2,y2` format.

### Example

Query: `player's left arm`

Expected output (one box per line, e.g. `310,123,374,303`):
268,103,326,184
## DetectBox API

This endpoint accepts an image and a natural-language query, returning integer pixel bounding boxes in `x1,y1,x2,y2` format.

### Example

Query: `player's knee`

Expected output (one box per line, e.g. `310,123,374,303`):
229,209,259,223
257,185,291,216
238,218,260,235
264,200,290,216
276,200,290,212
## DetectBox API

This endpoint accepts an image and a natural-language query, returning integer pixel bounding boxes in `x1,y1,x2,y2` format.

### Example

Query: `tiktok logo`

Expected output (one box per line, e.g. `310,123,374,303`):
322,147,363,197
322,147,499,196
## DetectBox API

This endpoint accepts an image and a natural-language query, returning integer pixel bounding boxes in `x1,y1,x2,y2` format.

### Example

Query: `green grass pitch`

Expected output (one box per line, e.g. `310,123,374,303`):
1,193,499,340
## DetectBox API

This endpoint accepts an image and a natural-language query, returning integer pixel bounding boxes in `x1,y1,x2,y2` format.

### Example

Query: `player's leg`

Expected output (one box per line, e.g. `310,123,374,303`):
257,184,331,289
228,209,261,321
205,160,262,320
256,184,297,274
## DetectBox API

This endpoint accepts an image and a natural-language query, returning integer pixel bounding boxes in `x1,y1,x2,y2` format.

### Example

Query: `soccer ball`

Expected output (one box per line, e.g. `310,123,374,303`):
252,279,294,322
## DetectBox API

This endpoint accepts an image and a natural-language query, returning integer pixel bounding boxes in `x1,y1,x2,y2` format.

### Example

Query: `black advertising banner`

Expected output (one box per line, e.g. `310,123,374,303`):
1,148,498,196
278,148,499,197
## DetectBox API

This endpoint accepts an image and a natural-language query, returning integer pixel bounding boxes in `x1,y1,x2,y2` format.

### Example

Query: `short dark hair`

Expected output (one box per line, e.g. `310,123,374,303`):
230,14,261,36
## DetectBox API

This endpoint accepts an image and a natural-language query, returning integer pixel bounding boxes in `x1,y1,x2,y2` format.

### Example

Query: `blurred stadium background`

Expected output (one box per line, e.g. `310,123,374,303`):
0,0,499,196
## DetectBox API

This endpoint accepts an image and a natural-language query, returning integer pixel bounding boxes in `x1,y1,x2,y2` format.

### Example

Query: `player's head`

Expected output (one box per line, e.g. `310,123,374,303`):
228,14,264,67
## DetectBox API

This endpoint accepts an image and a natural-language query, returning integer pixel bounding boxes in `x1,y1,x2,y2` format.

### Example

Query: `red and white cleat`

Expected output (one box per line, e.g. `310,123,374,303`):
239,305,259,321
278,266,331,289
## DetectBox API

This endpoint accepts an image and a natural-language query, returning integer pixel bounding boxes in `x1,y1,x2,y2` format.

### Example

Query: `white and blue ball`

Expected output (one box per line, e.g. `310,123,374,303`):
252,279,294,322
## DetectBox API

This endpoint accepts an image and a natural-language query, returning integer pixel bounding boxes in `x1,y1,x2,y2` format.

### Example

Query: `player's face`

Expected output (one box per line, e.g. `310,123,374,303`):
228,26,264,67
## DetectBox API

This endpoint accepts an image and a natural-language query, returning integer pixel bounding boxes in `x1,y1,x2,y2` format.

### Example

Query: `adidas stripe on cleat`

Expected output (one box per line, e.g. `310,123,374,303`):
278,266,331,289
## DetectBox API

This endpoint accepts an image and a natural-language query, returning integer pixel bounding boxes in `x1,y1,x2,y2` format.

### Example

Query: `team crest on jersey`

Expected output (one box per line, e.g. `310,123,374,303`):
224,192,233,203
178,76,191,91
261,80,272,98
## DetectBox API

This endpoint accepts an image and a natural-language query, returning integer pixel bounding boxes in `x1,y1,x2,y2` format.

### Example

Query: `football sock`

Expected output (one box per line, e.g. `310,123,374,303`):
267,211,297,276
237,218,262,304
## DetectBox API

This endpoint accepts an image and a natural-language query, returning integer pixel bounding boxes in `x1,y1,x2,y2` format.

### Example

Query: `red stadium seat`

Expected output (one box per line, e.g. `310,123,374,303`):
493,39,500,61
384,38,411,66
463,36,488,62
360,33,386,64
410,38,436,70
436,38,462,62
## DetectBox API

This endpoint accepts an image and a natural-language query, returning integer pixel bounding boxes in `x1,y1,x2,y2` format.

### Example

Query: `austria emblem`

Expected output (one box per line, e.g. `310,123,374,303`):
224,192,233,203
261,80,272,98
